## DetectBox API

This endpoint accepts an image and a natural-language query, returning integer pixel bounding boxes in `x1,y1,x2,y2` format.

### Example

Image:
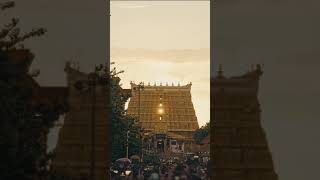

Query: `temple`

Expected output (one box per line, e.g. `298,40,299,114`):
127,82,199,156
51,63,112,180
211,65,278,179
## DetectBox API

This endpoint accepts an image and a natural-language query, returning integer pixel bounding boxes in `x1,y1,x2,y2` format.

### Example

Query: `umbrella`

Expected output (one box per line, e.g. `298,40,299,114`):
116,158,132,166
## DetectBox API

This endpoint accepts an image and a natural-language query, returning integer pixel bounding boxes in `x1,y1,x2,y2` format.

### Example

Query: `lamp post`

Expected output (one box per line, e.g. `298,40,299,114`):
126,130,130,158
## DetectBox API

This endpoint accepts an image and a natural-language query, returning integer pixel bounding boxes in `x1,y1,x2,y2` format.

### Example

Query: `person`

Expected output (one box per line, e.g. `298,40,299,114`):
128,170,144,180
148,168,160,180
171,163,185,180
128,164,139,180
159,164,169,180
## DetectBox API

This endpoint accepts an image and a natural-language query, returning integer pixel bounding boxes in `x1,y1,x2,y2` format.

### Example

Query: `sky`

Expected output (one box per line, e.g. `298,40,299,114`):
111,1,210,127
0,0,108,86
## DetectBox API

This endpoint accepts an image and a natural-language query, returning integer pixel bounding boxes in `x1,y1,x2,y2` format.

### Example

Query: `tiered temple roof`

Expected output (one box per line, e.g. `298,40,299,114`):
211,64,278,180
127,82,199,140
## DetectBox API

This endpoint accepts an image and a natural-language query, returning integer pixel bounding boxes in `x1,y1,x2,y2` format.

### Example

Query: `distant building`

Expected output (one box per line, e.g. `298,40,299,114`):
211,65,278,179
127,82,199,155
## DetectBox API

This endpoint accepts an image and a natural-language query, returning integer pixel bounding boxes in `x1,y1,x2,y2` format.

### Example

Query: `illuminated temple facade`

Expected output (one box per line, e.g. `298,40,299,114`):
127,82,199,154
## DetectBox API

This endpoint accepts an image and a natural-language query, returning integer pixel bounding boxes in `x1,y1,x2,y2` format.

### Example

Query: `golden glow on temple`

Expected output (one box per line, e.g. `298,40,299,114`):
127,82,199,153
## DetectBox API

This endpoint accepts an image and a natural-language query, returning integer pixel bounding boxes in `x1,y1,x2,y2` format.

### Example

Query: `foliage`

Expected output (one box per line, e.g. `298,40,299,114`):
193,122,210,145
0,2,63,179
0,57,64,179
0,1,47,51
109,64,141,161
0,1,15,10
143,153,160,164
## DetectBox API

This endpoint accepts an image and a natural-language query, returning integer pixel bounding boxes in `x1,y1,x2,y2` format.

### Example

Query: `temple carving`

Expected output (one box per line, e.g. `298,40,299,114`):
211,65,278,179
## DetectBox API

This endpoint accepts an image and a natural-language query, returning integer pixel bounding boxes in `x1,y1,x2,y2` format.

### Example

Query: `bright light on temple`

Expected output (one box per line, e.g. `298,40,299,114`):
158,108,164,114
159,116,162,120
159,103,163,107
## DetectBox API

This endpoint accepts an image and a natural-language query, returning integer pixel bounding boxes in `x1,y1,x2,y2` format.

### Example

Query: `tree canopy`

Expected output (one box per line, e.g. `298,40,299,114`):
193,122,210,145
0,2,63,180
109,64,141,161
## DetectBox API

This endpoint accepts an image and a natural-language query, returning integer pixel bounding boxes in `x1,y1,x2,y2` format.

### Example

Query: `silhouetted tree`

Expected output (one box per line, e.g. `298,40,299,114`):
0,2,63,180
0,1,46,51
109,64,141,161
0,1,14,10
193,122,210,145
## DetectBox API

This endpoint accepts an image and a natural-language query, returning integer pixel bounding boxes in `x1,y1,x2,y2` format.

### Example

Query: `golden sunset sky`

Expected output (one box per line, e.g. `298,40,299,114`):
111,1,210,127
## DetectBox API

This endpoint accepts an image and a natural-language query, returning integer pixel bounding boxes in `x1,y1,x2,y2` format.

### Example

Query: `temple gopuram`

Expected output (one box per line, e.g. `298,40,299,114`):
211,65,278,180
127,82,199,156
50,63,131,180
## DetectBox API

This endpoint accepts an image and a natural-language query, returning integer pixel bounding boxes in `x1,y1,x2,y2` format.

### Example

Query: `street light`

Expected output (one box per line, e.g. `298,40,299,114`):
126,130,130,158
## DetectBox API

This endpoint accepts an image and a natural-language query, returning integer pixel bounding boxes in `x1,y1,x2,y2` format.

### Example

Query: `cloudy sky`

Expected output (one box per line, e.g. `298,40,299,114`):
111,1,210,127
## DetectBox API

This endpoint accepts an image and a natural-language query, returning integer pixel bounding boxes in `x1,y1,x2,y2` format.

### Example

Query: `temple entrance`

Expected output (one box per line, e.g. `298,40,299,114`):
157,140,165,152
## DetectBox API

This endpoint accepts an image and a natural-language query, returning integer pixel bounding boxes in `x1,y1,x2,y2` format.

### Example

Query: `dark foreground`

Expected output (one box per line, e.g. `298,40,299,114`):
110,157,209,180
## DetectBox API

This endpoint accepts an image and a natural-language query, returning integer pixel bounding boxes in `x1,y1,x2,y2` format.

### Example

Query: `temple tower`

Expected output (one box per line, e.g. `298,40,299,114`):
51,63,109,180
211,65,278,180
127,82,199,154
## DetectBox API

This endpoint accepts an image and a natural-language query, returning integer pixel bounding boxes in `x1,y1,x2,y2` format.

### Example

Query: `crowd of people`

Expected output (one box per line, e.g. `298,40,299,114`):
110,156,210,180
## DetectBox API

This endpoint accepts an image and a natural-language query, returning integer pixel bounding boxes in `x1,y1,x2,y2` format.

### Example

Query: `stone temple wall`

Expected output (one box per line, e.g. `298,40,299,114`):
211,65,278,180
51,63,110,180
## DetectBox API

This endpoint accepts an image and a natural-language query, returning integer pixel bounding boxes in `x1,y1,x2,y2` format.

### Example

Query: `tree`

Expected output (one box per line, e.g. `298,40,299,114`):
0,1,46,51
109,64,141,161
193,122,210,145
0,2,63,180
